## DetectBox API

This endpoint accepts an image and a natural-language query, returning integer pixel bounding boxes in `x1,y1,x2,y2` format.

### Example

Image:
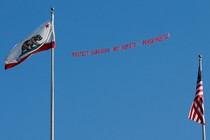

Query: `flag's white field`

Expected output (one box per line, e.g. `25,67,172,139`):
5,20,55,70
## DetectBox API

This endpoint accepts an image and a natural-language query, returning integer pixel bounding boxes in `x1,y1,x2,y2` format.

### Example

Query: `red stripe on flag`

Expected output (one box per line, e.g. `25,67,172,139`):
5,42,55,70
188,58,205,125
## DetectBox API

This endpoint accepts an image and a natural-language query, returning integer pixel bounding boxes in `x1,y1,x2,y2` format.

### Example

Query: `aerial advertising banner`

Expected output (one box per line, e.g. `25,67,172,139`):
72,33,170,57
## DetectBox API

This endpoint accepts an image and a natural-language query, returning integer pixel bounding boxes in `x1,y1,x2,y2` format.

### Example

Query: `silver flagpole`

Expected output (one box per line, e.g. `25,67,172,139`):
50,7,55,140
199,55,206,140
202,125,206,140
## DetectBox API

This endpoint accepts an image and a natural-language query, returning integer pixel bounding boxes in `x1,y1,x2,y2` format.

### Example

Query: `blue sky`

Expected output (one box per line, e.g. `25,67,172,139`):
1,0,210,140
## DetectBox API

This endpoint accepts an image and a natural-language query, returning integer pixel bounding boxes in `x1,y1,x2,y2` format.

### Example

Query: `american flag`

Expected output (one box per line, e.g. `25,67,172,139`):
188,56,205,125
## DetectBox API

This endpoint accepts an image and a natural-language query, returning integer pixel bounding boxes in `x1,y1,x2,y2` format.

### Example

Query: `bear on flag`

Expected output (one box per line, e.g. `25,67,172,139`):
5,20,55,70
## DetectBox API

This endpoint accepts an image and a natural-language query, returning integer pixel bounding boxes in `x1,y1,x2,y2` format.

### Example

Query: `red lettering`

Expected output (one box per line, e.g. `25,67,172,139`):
155,37,160,42
142,40,147,45
72,52,80,57
147,40,151,44
82,51,88,56
132,42,136,47
122,42,136,50
72,51,88,57
91,50,96,55
113,46,120,51
91,48,110,55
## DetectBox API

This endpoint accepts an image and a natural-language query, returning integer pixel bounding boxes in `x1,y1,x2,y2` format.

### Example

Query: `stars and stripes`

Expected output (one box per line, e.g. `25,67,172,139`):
188,56,205,125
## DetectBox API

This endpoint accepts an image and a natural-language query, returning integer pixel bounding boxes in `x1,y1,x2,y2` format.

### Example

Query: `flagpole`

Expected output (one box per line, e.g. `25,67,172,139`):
199,55,206,140
202,125,206,140
50,7,55,140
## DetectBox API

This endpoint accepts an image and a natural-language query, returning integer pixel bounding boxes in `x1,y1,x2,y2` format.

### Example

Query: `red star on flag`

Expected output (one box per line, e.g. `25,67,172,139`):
45,24,50,28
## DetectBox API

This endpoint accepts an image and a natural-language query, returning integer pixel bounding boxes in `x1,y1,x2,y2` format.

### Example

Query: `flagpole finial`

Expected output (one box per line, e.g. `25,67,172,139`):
51,7,54,14
199,54,202,61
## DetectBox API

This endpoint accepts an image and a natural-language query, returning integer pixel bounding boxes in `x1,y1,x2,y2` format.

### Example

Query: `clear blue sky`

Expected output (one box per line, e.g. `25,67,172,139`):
1,0,210,140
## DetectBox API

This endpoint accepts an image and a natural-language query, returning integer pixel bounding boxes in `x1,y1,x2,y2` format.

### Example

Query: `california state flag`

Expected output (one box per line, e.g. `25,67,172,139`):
5,19,55,70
